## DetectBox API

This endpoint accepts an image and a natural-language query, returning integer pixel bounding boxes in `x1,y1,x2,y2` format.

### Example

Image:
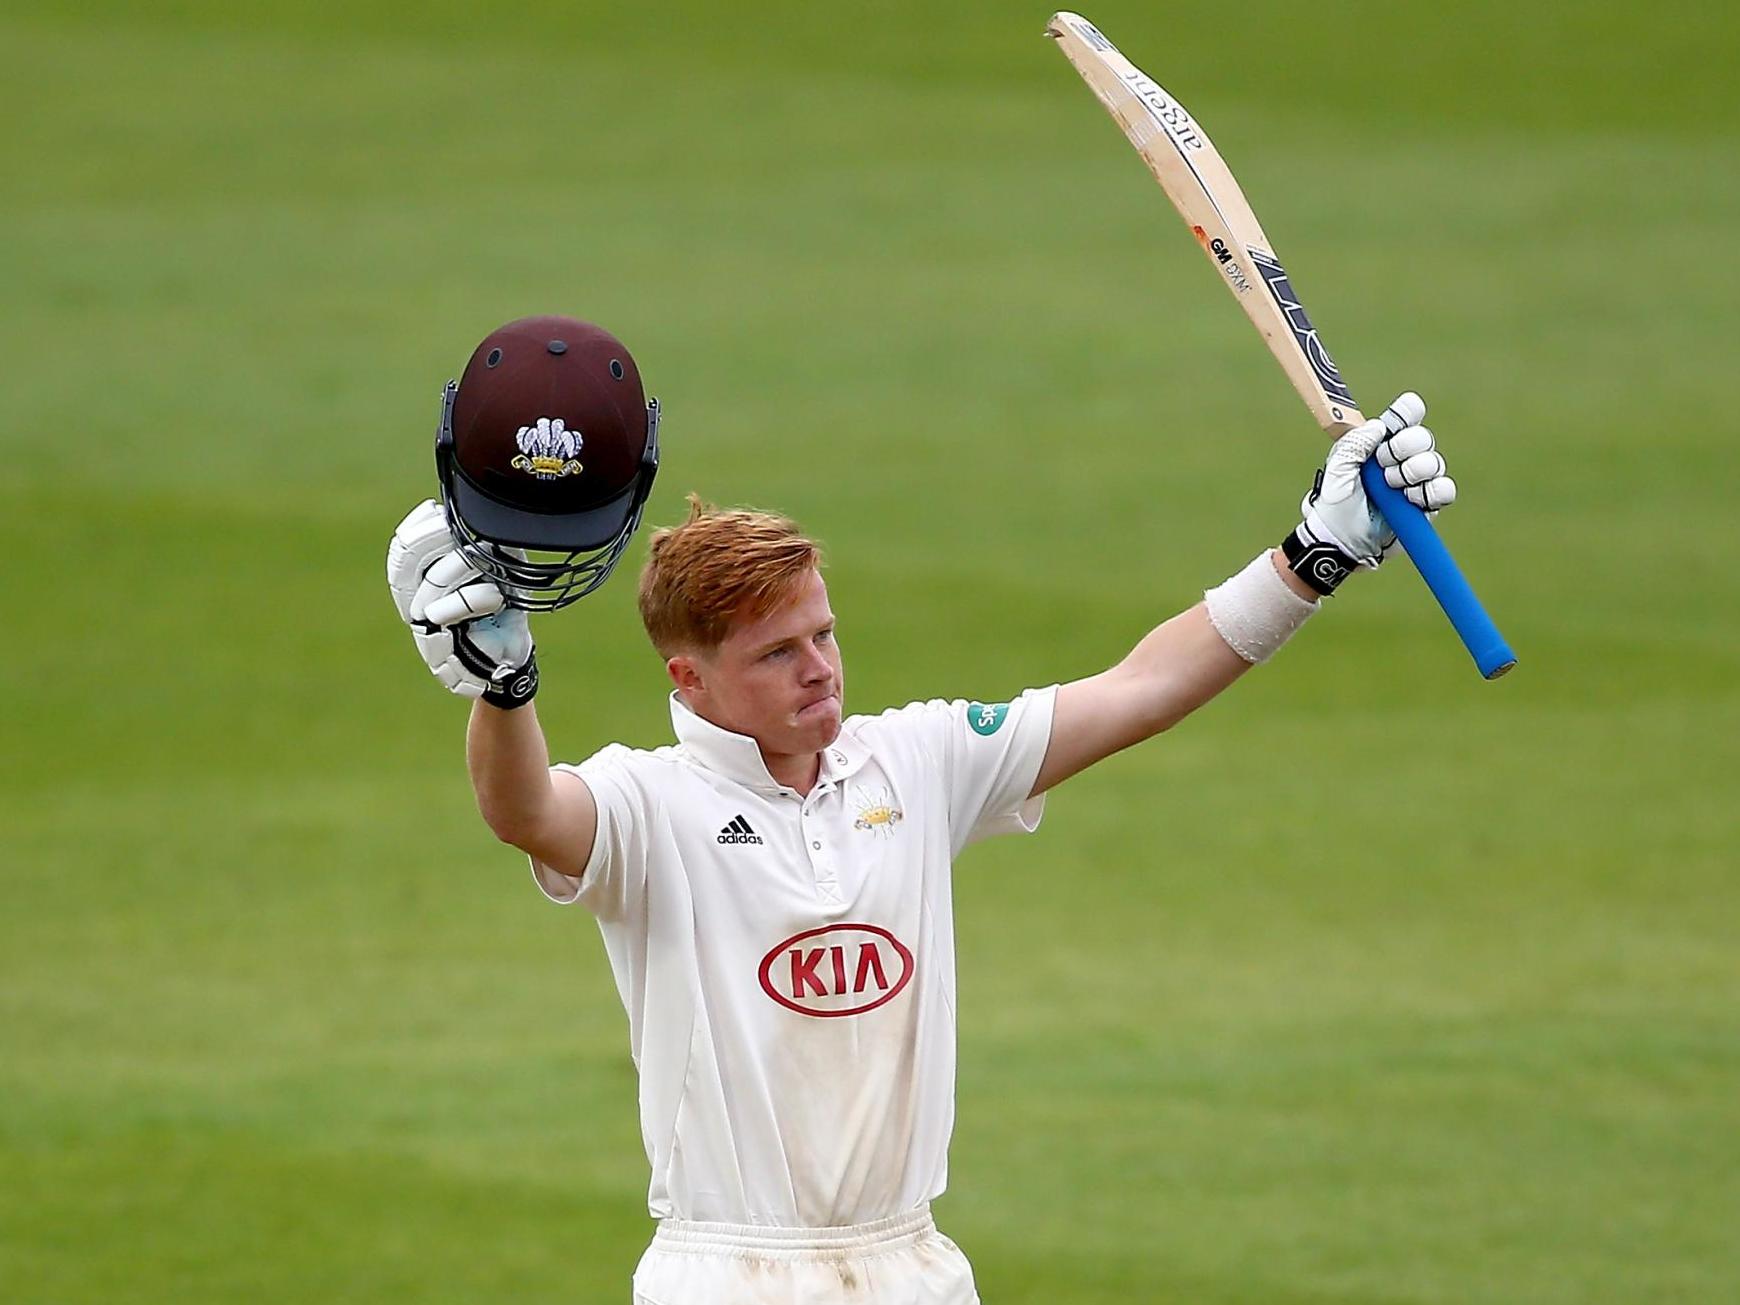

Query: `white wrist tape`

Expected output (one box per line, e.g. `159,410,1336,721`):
1203,551,1319,664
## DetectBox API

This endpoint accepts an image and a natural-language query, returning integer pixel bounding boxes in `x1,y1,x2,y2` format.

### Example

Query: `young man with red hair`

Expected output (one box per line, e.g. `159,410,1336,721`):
388,316,1457,1304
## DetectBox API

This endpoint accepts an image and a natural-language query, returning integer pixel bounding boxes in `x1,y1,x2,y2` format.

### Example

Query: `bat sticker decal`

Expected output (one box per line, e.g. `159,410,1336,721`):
1077,18,1114,52
1118,72,1206,151
1192,225,1253,293
1248,248,1354,404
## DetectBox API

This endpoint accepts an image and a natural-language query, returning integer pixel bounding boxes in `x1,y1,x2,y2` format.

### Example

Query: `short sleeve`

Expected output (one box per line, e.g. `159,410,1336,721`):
857,686,1058,857
528,744,647,921
945,686,1057,850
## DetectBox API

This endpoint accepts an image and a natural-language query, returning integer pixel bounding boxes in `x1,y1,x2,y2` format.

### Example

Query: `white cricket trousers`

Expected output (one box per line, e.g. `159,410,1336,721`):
631,1205,981,1304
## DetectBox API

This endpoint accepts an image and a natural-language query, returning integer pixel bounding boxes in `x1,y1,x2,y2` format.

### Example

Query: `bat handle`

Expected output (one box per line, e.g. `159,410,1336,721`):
1358,460,1516,679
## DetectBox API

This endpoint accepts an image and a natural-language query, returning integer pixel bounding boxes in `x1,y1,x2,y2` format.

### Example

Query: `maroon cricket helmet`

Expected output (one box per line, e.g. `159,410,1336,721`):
435,315,660,610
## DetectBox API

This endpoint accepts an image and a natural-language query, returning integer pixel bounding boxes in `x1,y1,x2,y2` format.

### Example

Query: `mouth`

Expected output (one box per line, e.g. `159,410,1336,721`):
797,693,839,720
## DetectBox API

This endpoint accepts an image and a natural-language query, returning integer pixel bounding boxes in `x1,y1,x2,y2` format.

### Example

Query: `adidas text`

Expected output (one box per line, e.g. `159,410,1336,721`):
718,815,763,845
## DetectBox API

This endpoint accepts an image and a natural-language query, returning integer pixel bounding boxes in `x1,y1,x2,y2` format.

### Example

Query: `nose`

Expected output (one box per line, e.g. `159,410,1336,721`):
799,642,831,684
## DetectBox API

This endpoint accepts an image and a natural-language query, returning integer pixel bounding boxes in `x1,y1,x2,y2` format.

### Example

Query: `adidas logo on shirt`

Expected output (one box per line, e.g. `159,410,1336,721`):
717,815,764,845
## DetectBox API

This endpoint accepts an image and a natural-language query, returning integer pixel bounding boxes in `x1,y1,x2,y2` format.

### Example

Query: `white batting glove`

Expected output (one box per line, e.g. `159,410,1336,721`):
386,500,538,706
1282,393,1457,595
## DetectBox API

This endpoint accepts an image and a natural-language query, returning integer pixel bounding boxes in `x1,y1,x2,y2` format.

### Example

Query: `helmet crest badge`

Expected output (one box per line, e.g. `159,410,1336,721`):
510,417,585,479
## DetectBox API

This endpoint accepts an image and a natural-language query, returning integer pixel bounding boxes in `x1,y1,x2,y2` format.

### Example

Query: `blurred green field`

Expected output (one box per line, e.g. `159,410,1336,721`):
3,1,1738,1301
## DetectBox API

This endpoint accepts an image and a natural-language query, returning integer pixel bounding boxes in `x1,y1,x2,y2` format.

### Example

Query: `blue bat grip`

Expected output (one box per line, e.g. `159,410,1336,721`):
1359,460,1516,679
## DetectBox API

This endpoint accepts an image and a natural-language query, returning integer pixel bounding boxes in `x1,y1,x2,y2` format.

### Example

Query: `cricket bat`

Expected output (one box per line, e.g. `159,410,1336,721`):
1046,11,1515,679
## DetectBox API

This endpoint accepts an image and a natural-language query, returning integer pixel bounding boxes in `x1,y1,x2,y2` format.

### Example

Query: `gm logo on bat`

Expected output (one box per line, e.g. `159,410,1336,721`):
758,924,915,1018
1191,225,1252,294
1208,236,1251,294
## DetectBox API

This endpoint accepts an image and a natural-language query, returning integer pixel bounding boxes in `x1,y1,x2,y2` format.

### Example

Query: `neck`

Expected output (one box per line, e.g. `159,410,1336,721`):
762,745,822,796
678,693,825,795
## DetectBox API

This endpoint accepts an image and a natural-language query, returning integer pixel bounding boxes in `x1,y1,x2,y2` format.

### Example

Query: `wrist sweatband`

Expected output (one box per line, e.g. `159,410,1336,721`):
482,655,540,710
1281,522,1360,595
1203,551,1318,664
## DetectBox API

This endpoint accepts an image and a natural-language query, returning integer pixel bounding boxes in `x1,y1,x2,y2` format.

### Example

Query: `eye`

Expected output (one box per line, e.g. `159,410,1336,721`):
762,645,790,662
815,628,835,645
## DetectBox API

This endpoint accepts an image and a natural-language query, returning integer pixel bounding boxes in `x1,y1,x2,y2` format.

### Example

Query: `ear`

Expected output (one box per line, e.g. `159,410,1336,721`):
666,653,706,698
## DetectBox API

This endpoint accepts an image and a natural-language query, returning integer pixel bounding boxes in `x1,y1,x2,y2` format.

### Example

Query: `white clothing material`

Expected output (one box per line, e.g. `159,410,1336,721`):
631,1205,979,1304
531,686,1058,1228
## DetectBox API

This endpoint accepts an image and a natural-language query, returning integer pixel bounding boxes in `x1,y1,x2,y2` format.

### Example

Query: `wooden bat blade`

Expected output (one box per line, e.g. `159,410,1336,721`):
1046,10,1517,679
1046,10,1359,434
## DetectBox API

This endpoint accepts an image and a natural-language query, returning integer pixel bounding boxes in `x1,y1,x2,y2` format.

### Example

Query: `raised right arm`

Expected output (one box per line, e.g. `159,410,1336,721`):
389,499,600,882
466,700,597,881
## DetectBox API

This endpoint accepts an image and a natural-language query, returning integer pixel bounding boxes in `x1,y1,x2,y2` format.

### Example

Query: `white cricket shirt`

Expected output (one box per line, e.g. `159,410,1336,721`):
531,686,1057,1227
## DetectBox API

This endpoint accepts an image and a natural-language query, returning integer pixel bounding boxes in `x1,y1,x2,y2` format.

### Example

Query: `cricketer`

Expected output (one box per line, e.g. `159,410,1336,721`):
386,314,1457,1304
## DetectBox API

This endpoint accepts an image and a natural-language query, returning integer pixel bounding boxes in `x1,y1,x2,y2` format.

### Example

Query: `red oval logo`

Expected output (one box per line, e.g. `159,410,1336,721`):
757,923,915,1018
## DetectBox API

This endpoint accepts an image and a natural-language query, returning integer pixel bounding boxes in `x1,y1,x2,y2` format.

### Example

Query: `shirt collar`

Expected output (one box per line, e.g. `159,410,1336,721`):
668,692,872,793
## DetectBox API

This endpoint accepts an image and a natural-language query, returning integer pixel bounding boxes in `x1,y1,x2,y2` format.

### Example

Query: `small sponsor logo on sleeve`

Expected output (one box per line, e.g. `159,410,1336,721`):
967,701,1010,736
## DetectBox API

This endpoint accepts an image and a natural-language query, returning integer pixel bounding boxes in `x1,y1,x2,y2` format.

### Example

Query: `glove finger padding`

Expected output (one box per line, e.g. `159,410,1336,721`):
1405,474,1457,512
410,602,533,697
1293,392,1460,584
1384,449,1447,489
423,580,507,628
387,499,459,622
410,550,479,620
1375,424,1435,465
409,549,510,628
410,625,486,698
1372,411,1457,512
389,498,535,701
423,548,476,589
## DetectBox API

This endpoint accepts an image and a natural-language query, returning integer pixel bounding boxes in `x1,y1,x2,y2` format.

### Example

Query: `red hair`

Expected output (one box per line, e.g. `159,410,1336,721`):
637,495,823,656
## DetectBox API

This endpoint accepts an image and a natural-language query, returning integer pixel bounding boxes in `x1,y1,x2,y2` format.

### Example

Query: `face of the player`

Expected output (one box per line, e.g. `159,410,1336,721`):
671,569,845,769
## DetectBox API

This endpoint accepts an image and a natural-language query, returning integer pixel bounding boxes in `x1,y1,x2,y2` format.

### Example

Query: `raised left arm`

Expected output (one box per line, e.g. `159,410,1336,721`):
1031,396,1456,798
1031,555,1306,796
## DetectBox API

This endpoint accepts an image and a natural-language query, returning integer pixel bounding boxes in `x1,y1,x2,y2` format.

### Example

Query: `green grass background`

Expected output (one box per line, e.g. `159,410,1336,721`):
3,1,1737,1300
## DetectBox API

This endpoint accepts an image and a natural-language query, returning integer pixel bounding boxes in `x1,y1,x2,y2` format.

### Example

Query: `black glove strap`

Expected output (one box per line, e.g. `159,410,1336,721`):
1281,525,1358,596
482,655,540,710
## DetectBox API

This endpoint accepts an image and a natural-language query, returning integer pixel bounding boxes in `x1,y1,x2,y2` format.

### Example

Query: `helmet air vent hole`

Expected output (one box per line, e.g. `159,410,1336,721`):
610,359,625,379
486,348,503,367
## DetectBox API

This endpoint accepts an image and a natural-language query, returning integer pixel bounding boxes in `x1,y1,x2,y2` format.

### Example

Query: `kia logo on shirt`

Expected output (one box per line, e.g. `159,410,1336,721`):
758,924,915,1018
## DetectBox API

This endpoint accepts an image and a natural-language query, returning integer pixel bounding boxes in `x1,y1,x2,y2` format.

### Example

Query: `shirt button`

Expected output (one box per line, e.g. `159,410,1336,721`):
811,840,822,850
